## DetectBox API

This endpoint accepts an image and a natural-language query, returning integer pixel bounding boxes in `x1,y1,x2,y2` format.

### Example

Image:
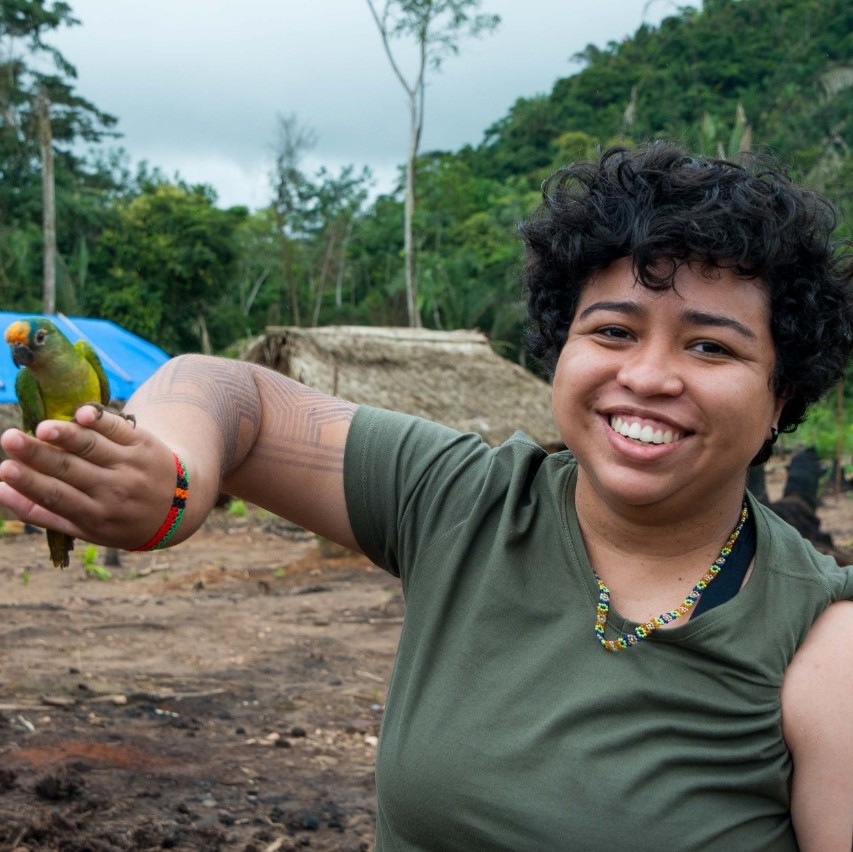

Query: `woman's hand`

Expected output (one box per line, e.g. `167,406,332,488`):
0,404,195,550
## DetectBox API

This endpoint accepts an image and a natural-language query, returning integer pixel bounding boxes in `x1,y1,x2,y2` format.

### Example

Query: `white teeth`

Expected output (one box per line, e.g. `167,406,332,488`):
610,416,681,445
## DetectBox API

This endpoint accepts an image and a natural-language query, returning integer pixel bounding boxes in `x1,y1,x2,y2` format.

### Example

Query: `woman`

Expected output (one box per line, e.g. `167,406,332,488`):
1,143,852,850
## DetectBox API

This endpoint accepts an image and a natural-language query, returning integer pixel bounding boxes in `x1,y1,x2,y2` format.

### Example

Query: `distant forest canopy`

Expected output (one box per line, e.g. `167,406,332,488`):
1,0,852,365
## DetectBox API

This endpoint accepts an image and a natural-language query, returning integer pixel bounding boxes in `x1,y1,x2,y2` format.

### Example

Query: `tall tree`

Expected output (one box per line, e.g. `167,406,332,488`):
36,87,55,311
365,0,499,327
305,165,371,326
0,1,116,312
270,113,316,327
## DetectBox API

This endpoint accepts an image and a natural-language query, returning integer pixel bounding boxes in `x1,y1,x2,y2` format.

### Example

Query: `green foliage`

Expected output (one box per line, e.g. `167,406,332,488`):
366,0,501,325
370,0,500,70
1,0,852,403
784,392,853,460
0,0,118,312
226,498,247,518
476,0,849,180
81,543,111,580
85,181,247,352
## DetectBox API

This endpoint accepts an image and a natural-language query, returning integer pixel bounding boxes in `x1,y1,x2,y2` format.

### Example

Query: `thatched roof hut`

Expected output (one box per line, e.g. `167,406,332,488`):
243,326,561,450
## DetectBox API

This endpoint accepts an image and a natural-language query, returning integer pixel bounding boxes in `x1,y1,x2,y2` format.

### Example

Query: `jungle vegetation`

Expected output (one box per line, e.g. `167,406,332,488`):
1,0,851,405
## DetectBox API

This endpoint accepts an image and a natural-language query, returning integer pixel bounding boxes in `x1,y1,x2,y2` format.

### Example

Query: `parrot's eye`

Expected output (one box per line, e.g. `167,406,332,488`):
34,329,46,344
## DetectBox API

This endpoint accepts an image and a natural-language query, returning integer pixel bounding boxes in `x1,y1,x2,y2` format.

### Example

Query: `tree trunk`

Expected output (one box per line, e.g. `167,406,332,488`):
836,380,845,495
243,268,270,316
38,92,57,315
312,225,340,327
404,93,420,327
335,218,355,308
198,313,212,355
275,210,301,326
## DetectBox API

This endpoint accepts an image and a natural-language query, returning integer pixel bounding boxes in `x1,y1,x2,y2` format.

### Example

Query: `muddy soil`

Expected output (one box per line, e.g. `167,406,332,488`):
1,461,851,852
0,511,403,852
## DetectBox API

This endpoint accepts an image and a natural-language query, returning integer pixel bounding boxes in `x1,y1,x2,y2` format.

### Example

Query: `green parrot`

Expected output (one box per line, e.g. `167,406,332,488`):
4,317,110,568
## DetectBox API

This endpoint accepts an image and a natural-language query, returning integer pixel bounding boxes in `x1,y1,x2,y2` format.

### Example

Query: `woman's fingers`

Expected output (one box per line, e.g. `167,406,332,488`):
71,404,139,445
0,407,142,488
1,429,106,497
0,480,85,539
0,409,180,549
37,404,141,457
0,446,101,539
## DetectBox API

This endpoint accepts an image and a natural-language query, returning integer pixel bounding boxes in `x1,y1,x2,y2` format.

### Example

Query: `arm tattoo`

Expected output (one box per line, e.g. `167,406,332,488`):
251,368,356,474
141,355,355,475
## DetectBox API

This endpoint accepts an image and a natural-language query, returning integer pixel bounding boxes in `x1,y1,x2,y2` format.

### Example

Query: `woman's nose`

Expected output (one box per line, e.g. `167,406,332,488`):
616,344,684,397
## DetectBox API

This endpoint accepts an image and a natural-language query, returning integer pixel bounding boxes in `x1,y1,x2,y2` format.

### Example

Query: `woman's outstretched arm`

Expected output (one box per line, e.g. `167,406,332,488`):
0,354,359,552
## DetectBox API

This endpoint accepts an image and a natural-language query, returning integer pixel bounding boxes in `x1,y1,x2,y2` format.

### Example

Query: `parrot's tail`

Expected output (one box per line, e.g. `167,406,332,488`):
47,528,74,569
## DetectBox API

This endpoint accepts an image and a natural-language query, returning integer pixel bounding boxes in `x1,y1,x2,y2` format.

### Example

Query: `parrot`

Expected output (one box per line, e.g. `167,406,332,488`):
4,317,110,568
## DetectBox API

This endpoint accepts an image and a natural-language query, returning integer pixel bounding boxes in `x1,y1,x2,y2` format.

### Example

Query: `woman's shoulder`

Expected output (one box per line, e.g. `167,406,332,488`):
349,405,575,482
781,599,853,847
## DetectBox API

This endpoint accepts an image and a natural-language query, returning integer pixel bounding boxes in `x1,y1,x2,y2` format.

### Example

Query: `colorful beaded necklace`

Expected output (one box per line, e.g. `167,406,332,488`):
593,500,749,652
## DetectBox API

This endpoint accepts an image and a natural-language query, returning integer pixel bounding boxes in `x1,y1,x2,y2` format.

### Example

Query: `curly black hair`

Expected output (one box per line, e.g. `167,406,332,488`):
520,142,853,463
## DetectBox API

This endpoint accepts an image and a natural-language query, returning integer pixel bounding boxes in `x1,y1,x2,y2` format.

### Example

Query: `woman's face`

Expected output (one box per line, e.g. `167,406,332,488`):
552,257,785,514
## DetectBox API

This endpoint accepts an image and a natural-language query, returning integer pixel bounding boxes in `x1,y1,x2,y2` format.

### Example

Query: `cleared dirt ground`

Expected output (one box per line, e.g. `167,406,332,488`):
0,510,403,852
1,461,851,851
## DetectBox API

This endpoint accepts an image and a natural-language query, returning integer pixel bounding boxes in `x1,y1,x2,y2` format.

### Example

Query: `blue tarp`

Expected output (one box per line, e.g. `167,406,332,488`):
0,312,170,404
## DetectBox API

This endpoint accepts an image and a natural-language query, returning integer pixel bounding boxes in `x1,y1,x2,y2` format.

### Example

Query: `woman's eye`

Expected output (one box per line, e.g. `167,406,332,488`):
597,326,632,340
692,340,731,356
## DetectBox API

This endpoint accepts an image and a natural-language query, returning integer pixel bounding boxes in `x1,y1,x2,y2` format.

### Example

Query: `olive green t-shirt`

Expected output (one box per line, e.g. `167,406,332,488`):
344,406,853,851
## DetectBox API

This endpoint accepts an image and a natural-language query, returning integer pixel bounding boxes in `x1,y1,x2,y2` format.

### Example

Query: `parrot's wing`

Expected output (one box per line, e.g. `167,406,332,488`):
75,340,111,405
15,368,45,434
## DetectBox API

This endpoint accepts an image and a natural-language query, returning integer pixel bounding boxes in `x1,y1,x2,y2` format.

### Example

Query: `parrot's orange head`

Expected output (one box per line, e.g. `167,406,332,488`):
5,318,56,368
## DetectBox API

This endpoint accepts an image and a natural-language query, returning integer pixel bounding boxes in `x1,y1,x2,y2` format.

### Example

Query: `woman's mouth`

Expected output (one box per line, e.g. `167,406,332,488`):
609,415,684,446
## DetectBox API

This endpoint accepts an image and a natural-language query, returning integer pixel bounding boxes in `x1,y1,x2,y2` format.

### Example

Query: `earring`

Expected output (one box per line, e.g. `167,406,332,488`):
770,427,779,444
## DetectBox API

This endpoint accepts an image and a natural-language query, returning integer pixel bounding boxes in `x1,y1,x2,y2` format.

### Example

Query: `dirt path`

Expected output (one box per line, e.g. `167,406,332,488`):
1,461,852,851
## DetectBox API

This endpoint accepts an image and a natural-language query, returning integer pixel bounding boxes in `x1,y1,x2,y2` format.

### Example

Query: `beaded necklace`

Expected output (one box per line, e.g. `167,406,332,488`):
593,500,749,652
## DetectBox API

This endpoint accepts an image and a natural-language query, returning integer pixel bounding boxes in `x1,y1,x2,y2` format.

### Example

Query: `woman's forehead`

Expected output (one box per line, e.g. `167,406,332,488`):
580,258,771,311
573,261,775,345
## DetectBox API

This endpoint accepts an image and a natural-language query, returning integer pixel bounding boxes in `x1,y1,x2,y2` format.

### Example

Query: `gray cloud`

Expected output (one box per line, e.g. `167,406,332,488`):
52,0,682,208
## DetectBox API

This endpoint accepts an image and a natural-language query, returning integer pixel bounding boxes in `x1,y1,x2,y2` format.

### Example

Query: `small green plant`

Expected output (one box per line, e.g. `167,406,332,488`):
81,544,111,581
274,566,287,578
226,498,247,518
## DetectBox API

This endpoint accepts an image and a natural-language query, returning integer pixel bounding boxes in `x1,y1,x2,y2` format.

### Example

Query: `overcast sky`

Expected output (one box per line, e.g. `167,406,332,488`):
50,0,688,210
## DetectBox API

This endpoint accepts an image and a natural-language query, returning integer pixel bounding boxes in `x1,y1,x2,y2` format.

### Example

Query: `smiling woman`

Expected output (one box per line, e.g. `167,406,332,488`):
553,257,783,516
0,142,852,850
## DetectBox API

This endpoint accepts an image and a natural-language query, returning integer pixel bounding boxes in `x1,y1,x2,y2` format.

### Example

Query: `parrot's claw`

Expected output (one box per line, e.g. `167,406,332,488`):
80,403,136,428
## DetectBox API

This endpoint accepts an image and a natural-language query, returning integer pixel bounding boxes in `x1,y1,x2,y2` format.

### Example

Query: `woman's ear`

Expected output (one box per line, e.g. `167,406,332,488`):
772,395,786,428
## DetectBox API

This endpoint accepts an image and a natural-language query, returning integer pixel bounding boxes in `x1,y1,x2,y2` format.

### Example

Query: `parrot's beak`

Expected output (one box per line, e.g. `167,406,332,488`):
10,343,33,367
5,321,33,367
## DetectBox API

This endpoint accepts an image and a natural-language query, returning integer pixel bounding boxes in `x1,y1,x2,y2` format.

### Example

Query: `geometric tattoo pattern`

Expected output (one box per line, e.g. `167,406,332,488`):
139,356,356,476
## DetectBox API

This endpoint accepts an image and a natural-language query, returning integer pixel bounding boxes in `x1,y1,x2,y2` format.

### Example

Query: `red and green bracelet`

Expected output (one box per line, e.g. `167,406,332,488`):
132,452,189,551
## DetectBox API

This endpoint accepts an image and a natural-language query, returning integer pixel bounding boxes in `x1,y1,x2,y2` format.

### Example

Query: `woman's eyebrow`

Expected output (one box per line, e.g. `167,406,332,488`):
577,300,644,321
681,309,757,340
576,301,758,341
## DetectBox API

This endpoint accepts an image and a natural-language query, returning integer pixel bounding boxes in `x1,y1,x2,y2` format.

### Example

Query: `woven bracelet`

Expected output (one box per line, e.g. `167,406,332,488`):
132,452,189,551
